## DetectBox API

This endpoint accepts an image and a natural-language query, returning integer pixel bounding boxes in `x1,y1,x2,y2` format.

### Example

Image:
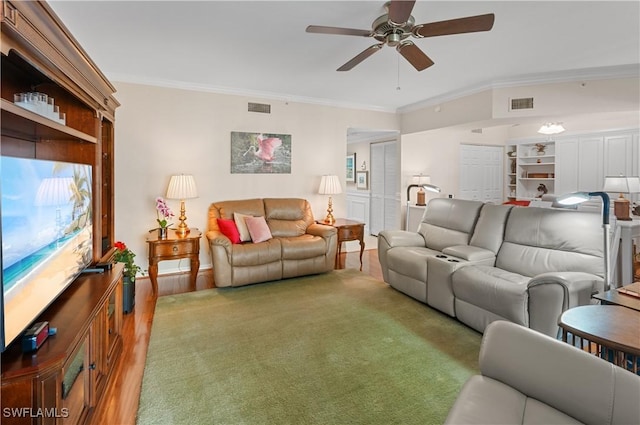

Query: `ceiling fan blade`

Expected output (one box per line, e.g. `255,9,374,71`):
337,44,384,71
306,25,372,37
388,0,416,25
396,41,434,71
414,13,495,38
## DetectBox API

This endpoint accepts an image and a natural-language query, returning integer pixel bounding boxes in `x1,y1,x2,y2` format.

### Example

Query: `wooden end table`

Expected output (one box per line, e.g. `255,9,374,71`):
319,219,365,270
146,228,201,296
592,282,640,312
559,305,640,374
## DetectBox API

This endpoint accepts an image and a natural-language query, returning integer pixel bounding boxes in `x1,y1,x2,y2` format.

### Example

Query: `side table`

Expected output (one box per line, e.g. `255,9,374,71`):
592,282,640,312
320,219,365,270
146,228,201,296
559,305,640,374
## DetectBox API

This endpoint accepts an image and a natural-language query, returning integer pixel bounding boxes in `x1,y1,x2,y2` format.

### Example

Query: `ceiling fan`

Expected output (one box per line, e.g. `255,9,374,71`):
306,0,495,72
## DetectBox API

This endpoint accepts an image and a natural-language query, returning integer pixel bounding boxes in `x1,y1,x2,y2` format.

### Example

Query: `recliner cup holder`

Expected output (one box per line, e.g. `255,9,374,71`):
447,259,459,263
436,255,447,258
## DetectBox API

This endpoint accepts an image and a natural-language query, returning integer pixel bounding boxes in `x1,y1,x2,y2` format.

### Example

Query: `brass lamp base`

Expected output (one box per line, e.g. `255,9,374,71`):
614,197,632,221
324,196,335,224
175,200,191,236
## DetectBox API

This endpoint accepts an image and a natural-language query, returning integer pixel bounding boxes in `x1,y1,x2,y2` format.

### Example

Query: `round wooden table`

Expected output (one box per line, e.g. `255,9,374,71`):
559,305,640,374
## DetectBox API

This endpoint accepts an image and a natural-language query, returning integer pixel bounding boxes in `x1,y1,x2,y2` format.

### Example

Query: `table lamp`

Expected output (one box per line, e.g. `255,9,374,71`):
555,191,611,291
412,174,433,206
166,174,198,236
603,175,640,221
318,175,342,224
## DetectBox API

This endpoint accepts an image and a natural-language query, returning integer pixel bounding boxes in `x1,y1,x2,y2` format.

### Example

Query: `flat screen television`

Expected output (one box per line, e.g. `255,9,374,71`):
1,156,93,351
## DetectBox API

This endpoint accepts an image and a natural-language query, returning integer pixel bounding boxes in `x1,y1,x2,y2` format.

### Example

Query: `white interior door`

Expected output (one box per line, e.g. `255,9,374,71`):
370,141,399,235
459,144,503,204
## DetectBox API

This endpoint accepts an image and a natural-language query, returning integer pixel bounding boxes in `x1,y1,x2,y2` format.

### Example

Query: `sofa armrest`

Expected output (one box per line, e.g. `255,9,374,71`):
442,245,495,263
306,223,337,239
378,230,426,249
459,321,640,425
206,230,233,287
378,230,427,282
527,272,603,337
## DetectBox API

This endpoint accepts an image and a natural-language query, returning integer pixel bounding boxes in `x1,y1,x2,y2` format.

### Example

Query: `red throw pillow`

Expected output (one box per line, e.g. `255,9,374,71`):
217,218,241,244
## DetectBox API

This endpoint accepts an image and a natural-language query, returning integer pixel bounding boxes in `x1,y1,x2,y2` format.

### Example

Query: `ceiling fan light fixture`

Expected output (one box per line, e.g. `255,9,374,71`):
537,122,566,135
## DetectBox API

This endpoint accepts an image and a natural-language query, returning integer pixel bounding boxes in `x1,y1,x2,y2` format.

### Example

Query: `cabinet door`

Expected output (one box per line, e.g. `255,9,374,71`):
62,337,91,425
555,139,579,195
604,134,637,177
578,137,604,192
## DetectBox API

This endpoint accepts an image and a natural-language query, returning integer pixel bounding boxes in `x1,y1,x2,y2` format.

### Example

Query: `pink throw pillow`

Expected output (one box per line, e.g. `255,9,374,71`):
244,216,272,243
217,218,241,244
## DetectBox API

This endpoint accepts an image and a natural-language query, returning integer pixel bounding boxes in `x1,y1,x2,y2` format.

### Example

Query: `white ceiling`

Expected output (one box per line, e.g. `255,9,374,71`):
48,1,640,113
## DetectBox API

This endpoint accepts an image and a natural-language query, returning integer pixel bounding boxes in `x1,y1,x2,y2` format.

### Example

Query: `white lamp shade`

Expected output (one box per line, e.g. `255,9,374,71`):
318,175,342,195
603,176,640,194
166,174,198,200
412,174,431,185
537,122,566,135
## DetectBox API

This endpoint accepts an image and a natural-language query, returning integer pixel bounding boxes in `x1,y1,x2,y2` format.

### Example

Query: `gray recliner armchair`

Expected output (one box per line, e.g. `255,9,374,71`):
445,321,640,425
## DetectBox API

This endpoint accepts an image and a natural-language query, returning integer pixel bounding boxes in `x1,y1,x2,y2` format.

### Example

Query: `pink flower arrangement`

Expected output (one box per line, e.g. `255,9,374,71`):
155,197,174,229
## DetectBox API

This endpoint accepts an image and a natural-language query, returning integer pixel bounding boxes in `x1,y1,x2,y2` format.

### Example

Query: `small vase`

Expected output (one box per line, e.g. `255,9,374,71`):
158,227,168,239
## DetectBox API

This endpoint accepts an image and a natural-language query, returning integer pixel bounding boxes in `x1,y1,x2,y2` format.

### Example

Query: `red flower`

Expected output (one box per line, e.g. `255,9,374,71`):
114,241,126,251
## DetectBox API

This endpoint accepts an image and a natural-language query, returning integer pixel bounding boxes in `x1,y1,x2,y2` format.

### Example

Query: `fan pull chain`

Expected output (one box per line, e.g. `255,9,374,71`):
396,54,401,91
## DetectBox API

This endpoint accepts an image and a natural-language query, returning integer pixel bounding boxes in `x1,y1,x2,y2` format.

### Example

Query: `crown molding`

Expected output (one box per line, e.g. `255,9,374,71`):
108,64,639,116
107,73,397,114
397,64,640,114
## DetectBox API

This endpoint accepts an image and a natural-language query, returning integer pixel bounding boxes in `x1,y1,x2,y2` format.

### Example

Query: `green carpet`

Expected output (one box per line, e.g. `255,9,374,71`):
137,269,481,425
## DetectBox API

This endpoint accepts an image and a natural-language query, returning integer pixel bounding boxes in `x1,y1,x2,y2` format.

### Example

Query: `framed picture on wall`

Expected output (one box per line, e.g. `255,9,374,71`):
356,170,368,190
346,153,356,182
230,131,292,174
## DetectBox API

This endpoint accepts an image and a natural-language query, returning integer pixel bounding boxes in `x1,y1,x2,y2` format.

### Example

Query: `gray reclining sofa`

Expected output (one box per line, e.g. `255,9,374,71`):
378,198,604,337
445,321,640,425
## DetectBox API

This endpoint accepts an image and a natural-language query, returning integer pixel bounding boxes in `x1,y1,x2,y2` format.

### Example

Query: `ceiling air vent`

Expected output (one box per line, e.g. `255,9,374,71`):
248,102,271,114
510,97,534,111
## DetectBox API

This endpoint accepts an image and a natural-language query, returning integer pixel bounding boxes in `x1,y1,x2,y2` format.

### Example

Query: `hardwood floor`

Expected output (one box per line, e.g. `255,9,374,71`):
93,249,383,425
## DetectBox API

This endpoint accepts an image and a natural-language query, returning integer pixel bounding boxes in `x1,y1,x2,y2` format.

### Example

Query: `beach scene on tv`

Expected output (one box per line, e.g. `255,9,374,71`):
1,156,92,347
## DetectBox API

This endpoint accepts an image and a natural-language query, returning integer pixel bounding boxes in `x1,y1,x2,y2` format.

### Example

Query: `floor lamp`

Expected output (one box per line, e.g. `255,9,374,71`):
555,191,611,291
405,183,441,230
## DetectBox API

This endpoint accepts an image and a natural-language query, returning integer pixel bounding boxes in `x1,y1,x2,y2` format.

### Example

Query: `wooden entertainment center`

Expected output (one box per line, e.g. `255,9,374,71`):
1,1,122,424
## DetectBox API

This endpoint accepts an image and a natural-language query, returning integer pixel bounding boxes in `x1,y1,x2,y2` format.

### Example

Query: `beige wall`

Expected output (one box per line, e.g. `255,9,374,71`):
113,82,398,274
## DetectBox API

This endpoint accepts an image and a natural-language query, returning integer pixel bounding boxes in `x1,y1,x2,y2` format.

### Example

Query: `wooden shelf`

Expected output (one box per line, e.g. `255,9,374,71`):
1,98,97,143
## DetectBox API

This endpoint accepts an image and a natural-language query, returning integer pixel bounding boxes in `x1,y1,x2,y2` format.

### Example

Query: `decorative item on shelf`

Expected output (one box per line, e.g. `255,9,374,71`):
536,184,548,198
13,92,66,124
507,149,516,158
534,143,546,156
318,175,342,224
602,175,640,221
166,174,199,237
361,160,367,170
556,191,611,291
153,197,174,238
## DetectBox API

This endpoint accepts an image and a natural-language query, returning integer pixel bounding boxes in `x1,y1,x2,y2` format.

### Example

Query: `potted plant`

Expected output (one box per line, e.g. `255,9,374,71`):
154,197,174,239
534,143,546,155
114,241,141,313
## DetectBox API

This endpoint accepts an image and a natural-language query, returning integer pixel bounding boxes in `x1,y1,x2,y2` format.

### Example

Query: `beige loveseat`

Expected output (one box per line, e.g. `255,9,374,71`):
207,198,337,287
